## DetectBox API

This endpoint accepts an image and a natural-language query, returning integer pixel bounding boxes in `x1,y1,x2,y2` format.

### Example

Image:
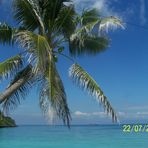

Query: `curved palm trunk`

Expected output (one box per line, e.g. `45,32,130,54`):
0,65,33,104
0,78,26,104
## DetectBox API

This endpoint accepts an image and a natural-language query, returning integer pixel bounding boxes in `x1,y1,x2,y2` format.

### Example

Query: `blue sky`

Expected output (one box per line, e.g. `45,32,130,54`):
0,0,148,125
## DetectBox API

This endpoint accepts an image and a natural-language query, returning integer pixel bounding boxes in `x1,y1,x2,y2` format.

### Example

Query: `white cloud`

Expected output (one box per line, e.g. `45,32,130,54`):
92,0,108,14
74,111,90,116
74,0,117,16
73,110,148,119
118,112,126,116
74,0,148,27
140,0,147,25
137,112,148,115
116,111,148,119
92,112,106,116
92,0,116,16
93,0,105,10
125,105,148,110
73,111,143,124
74,111,125,118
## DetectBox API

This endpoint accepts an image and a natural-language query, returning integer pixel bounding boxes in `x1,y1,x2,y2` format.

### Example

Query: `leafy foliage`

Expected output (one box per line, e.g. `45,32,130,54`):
99,16,125,33
70,34,109,55
0,23,15,45
69,63,118,122
0,111,16,127
55,5,76,38
13,0,44,32
69,9,124,56
39,59,71,126
40,0,71,29
0,55,23,79
14,31,50,72
81,9,100,26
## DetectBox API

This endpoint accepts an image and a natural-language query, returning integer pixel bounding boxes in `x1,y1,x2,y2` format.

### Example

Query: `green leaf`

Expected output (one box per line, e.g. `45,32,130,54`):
14,31,50,73
69,63,118,122
41,0,72,29
55,5,76,37
58,47,64,53
0,23,15,45
13,0,45,33
69,34,109,56
0,55,23,80
81,8,100,26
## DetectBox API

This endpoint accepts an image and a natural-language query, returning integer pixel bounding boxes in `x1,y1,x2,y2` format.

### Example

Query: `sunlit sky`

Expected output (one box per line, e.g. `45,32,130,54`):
0,0,148,125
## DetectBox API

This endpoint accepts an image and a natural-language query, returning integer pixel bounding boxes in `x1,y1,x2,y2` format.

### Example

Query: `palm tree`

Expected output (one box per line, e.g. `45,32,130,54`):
0,0,124,127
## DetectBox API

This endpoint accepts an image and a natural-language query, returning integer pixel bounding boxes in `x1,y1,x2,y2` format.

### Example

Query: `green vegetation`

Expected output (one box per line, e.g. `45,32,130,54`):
0,0,124,127
0,112,16,127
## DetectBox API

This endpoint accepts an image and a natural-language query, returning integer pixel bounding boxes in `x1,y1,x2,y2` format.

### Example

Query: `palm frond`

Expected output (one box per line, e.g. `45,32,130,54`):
55,5,76,38
39,57,71,127
68,9,109,56
14,31,50,73
0,55,23,80
0,65,34,112
99,16,125,33
41,0,71,29
69,33,109,56
69,63,118,122
81,8,100,26
13,0,45,33
69,14,123,56
0,23,15,45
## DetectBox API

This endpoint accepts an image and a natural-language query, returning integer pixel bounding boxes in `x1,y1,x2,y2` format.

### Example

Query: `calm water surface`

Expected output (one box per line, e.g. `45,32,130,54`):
0,125,147,148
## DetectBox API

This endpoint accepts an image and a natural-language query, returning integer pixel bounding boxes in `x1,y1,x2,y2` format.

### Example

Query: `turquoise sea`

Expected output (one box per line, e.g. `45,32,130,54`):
0,125,147,148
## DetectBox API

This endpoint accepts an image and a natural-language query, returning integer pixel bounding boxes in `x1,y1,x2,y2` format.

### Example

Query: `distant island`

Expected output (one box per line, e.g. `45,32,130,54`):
0,112,16,128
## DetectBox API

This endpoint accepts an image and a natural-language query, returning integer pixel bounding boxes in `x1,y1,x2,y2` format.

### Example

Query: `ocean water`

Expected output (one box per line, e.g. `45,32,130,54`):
0,125,147,148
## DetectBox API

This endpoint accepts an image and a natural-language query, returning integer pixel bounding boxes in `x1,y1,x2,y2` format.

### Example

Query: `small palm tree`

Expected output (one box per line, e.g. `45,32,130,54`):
0,0,124,126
